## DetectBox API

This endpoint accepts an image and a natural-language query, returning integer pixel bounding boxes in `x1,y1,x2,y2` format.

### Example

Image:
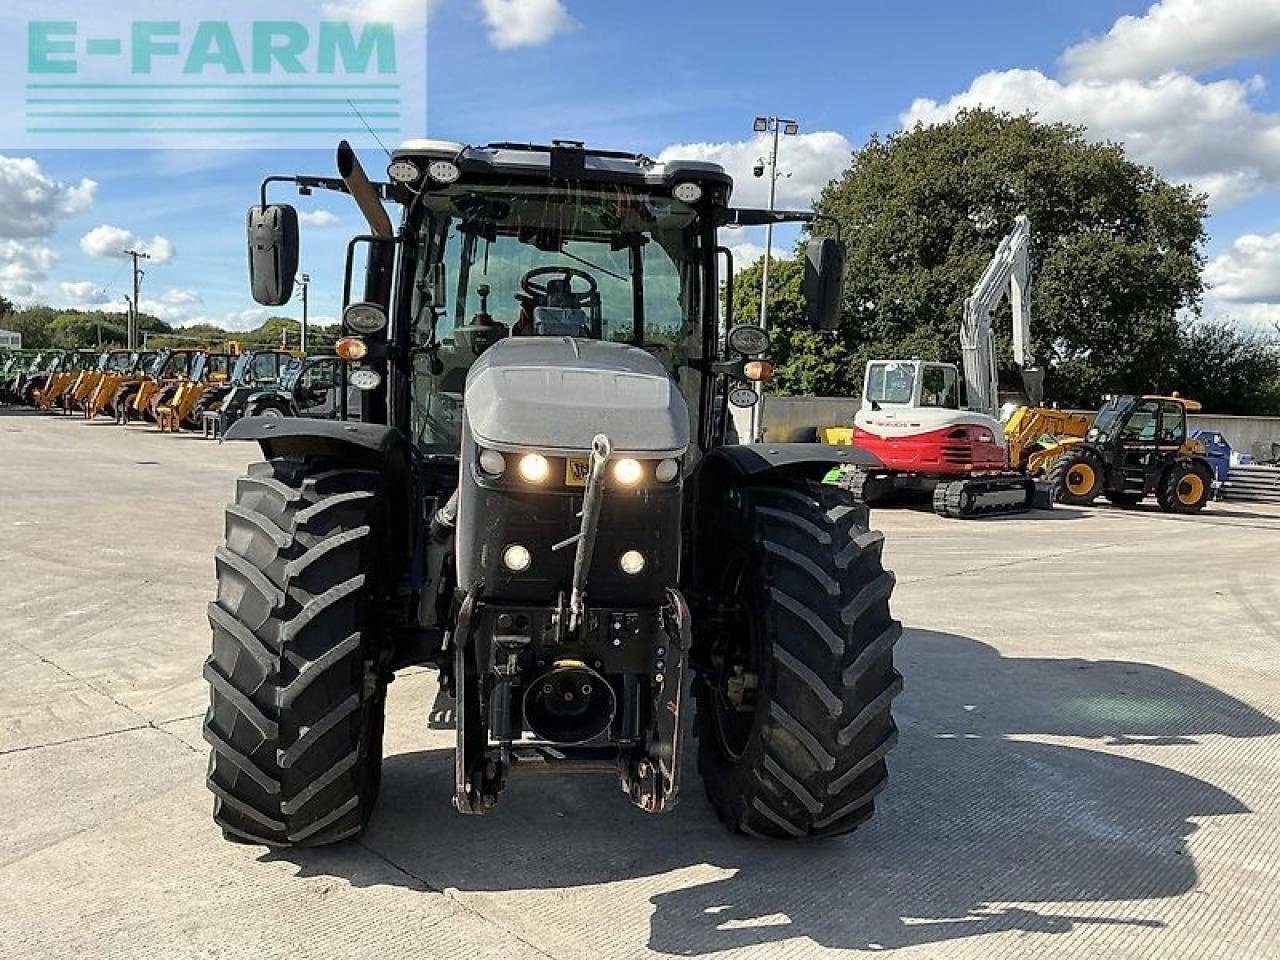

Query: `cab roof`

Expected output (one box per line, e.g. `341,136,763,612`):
392,138,733,199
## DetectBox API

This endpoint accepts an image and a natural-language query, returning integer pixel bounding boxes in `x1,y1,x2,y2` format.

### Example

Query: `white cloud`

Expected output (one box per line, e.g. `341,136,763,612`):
1205,232,1280,302
721,240,795,274
1200,232,1280,331
658,131,853,210
0,241,58,300
321,0,431,26
480,0,577,50
298,210,340,227
1062,0,1280,82
902,69,1280,210
159,288,201,306
60,281,111,306
79,225,176,264
0,156,96,240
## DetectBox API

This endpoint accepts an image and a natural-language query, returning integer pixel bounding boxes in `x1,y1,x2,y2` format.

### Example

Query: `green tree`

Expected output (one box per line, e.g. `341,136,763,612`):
1168,319,1280,415
749,110,1208,407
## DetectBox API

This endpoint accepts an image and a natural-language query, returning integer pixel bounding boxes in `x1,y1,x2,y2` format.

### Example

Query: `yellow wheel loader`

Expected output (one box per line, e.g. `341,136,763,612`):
156,351,236,431
33,350,98,410
129,349,204,423
85,351,158,419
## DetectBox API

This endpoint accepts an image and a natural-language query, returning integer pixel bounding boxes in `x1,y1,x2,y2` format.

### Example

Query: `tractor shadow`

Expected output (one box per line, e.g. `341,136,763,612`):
267,629,1276,954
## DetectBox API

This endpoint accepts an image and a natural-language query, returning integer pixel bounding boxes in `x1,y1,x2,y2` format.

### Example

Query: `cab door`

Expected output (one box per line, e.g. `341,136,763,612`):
1116,399,1161,491
1152,400,1189,486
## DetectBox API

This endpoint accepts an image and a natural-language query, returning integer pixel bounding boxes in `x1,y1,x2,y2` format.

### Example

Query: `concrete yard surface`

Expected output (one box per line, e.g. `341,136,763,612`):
2,409,1278,959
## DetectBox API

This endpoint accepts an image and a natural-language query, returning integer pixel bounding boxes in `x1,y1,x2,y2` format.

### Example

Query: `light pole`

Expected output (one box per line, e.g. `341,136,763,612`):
751,115,798,441
297,273,311,353
123,248,151,350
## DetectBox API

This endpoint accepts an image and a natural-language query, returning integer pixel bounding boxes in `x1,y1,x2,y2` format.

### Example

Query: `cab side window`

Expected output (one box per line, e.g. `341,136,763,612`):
1120,400,1160,442
1159,401,1186,445
252,353,281,381
920,366,959,409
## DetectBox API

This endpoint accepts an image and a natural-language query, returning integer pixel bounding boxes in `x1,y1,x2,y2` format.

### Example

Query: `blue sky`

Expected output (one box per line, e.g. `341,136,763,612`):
6,0,1280,331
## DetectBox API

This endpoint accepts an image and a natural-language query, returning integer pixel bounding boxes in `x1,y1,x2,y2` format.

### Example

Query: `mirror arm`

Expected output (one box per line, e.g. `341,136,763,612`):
259,174,386,209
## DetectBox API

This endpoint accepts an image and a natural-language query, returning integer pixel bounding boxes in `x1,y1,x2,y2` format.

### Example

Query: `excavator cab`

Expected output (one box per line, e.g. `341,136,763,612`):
1050,395,1213,513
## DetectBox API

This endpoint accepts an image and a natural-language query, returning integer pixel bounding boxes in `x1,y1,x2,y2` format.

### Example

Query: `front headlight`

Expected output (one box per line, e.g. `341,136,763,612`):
518,453,550,484
612,458,643,486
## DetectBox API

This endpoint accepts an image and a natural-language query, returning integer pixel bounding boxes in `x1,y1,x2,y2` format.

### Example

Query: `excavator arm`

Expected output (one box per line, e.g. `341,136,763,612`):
959,214,1043,417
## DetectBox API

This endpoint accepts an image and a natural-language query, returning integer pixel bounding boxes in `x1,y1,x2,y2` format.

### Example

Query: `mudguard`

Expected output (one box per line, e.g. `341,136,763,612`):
224,417,421,570
700,441,882,478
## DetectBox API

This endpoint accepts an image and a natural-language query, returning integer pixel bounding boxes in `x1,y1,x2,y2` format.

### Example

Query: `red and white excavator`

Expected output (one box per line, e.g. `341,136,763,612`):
840,215,1046,518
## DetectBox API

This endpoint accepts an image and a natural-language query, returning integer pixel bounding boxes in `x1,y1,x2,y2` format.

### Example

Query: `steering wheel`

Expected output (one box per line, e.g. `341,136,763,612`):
521,266,598,306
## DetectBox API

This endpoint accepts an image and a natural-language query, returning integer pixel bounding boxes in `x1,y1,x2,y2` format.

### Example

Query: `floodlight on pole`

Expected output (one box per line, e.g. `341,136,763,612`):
750,116,799,441
297,273,311,353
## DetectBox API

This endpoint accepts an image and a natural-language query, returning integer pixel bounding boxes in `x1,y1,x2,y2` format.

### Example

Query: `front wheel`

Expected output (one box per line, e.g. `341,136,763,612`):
204,458,389,846
696,480,902,839
1050,451,1104,505
1157,461,1212,514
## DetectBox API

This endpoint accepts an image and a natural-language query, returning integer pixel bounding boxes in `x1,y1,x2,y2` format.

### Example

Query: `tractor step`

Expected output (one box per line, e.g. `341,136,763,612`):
933,474,1040,519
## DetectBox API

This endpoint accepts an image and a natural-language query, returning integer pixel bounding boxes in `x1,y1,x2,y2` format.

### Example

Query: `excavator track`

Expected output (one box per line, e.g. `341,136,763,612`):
933,474,1037,519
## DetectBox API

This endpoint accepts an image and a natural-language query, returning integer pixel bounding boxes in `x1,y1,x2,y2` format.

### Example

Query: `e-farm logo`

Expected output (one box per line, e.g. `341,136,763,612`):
6,3,426,149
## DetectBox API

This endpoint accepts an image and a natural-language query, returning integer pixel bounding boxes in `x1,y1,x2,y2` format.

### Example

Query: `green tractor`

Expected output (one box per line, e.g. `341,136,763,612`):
1050,394,1215,513
202,138,901,847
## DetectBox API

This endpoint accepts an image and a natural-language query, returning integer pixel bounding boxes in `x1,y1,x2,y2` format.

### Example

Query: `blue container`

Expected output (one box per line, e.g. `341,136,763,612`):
1192,430,1231,484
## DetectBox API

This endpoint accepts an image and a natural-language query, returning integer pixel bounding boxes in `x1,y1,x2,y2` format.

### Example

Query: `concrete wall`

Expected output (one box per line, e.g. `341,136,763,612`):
1187,414,1280,460
731,395,1280,460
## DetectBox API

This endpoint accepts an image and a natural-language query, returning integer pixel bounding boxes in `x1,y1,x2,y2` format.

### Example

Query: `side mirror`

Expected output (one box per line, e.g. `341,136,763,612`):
247,205,300,307
803,237,846,331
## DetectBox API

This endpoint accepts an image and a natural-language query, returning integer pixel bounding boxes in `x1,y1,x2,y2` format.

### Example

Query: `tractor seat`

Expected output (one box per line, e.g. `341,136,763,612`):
533,307,590,337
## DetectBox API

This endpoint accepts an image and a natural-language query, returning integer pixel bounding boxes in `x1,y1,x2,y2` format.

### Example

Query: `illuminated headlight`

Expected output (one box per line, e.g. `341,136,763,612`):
427,160,461,184
503,544,532,573
344,302,388,334
672,182,703,204
349,367,381,391
619,550,646,576
479,448,506,477
728,324,771,356
655,458,679,483
517,453,550,483
387,160,421,184
613,458,643,486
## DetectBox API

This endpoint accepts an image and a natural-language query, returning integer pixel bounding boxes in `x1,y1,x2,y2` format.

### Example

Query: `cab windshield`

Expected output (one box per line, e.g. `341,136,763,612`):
865,362,917,406
1090,399,1128,443
407,182,702,453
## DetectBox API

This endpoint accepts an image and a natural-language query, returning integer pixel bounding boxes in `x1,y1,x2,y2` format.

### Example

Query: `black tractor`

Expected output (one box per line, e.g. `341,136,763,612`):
203,138,900,847
195,348,297,431
1049,394,1214,513
236,354,355,422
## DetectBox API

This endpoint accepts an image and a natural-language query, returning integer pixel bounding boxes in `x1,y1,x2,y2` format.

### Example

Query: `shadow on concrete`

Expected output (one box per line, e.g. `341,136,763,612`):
267,629,1276,954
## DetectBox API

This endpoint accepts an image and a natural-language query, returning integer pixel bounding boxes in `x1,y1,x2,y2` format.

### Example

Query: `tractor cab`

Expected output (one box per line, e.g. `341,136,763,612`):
1051,394,1213,512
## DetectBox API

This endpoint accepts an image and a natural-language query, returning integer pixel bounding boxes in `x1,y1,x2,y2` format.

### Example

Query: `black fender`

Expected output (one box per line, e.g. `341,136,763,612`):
244,388,289,411
684,442,883,598
700,442,883,483
224,417,423,578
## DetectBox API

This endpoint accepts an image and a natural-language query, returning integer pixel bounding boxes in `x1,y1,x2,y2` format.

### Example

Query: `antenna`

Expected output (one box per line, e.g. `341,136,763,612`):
348,100,392,158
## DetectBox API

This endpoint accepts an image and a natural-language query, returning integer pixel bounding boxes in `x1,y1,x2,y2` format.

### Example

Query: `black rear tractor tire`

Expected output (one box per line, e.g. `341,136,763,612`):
1104,491,1143,508
1049,451,1104,505
203,457,389,846
1157,461,1212,514
696,479,902,839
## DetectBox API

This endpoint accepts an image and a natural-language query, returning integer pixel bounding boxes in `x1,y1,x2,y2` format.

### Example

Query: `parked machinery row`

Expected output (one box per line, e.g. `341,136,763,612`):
0,346,359,434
